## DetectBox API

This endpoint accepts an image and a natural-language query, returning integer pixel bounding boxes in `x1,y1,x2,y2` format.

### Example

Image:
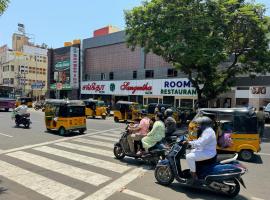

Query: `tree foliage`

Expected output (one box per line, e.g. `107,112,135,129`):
125,0,270,106
0,0,9,16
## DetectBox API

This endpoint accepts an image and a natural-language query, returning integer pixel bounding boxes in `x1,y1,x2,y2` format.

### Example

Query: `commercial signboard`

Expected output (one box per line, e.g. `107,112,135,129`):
81,78,197,96
31,82,45,89
50,46,79,90
249,86,270,98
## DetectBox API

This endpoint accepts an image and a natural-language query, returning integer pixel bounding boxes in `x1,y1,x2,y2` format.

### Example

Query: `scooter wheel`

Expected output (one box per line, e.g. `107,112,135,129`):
113,145,125,159
24,121,30,129
225,179,240,197
155,165,174,186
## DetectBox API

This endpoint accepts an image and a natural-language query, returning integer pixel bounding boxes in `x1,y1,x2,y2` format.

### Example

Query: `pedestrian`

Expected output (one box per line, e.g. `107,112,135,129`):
256,107,265,139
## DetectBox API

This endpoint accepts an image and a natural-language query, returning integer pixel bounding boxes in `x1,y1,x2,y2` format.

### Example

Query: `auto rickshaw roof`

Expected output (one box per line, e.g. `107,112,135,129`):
45,99,85,106
116,101,138,105
199,108,255,115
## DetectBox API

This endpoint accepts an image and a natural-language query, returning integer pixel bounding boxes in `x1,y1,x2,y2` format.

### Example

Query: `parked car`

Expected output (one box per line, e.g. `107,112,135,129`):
264,103,270,122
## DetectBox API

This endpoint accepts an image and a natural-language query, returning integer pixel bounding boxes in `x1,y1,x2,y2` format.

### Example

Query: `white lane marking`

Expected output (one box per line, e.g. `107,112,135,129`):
0,128,120,155
0,160,84,200
99,133,120,138
73,138,113,148
82,167,147,200
7,151,111,186
251,197,265,200
54,142,113,157
257,152,270,156
121,189,160,200
87,135,118,142
0,132,13,138
34,146,130,173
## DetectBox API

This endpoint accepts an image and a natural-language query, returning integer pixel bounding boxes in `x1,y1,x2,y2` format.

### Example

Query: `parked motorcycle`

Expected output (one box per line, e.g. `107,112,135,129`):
34,101,45,111
12,111,31,128
113,126,167,165
154,135,247,197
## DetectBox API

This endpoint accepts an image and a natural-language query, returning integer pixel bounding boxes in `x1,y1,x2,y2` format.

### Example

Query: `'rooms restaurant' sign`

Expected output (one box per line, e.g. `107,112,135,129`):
81,78,197,96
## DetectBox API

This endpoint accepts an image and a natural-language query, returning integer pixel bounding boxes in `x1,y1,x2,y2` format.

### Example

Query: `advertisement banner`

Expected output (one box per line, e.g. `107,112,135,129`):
249,86,270,99
81,78,197,96
70,47,79,89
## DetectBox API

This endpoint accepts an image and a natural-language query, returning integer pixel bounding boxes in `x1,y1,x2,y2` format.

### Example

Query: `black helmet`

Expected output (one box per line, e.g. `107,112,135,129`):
165,108,173,117
193,116,213,129
161,107,166,112
140,109,147,116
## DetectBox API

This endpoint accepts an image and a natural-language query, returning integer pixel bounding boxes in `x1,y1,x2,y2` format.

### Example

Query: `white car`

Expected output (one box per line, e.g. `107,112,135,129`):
264,103,270,120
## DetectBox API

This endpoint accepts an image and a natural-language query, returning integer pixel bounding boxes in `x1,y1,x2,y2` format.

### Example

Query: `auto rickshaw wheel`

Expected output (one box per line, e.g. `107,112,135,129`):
79,128,86,134
5,108,9,112
59,127,66,136
239,149,254,162
114,117,119,123
102,115,106,120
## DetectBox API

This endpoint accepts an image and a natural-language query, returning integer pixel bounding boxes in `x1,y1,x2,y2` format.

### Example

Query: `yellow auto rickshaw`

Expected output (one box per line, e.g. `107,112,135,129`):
188,108,260,162
83,99,107,119
44,99,87,135
113,101,141,122
146,103,181,126
16,97,33,108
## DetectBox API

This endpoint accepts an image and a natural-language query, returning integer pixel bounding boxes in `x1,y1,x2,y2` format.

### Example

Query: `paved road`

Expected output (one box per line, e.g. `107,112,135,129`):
0,110,269,200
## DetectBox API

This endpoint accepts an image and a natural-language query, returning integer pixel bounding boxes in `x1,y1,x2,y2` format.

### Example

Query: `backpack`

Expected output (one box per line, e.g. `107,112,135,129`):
218,132,233,148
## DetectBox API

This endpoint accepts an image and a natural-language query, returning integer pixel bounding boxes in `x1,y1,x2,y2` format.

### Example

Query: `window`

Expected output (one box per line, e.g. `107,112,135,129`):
145,70,154,78
167,69,178,77
3,66,9,72
101,73,106,80
109,72,114,80
133,71,137,79
10,78,14,84
11,65,14,71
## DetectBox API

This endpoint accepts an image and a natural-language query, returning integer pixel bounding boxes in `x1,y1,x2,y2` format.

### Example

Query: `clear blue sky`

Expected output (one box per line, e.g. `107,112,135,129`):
0,0,269,49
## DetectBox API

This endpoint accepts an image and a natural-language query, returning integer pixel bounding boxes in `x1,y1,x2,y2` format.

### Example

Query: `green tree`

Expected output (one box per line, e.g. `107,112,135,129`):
125,0,270,107
0,0,9,16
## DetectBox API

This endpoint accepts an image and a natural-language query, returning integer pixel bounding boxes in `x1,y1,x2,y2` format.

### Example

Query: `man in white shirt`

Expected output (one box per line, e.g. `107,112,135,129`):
14,101,28,121
185,116,217,181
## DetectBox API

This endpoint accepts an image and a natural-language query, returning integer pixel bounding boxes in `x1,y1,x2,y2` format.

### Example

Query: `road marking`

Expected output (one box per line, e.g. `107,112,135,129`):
257,152,270,156
99,133,120,138
34,146,130,173
87,135,119,142
54,142,113,157
0,160,84,200
87,128,100,132
121,189,160,200
82,167,147,200
0,132,13,138
73,138,113,148
0,128,120,155
251,197,265,200
7,151,111,186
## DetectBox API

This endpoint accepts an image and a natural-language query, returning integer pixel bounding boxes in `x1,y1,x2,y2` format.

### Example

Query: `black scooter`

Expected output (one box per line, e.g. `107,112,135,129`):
13,112,31,128
155,135,247,197
113,126,167,165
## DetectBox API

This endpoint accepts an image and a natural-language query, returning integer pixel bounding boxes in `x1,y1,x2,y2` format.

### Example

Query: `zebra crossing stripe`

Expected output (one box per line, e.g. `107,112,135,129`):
73,138,113,148
121,189,161,200
0,160,84,200
7,151,111,186
82,167,147,200
54,142,113,157
87,135,119,142
99,133,120,138
34,146,130,173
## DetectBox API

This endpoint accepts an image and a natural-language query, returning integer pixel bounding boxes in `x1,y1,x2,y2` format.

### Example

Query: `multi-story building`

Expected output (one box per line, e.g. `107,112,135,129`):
47,40,80,99
0,33,48,99
80,28,270,109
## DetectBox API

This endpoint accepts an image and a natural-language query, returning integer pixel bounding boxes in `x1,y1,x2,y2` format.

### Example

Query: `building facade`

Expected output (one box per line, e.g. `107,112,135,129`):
81,30,270,109
47,41,80,100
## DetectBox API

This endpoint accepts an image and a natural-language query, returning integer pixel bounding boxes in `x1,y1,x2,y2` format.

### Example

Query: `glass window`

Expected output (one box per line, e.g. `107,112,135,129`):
167,69,178,77
133,71,137,79
11,65,14,71
101,73,106,80
180,99,193,108
145,70,154,78
109,72,114,80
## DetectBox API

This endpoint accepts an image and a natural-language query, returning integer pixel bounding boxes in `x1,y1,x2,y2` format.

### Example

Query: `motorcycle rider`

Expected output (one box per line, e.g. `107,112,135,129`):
127,110,150,153
184,116,217,183
14,100,29,122
164,108,177,137
140,112,165,154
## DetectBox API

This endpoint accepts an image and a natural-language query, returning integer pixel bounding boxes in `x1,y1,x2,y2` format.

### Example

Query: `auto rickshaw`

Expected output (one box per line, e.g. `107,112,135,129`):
83,99,107,119
113,101,141,122
146,103,181,126
16,97,33,108
188,108,260,161
44,99,87,135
